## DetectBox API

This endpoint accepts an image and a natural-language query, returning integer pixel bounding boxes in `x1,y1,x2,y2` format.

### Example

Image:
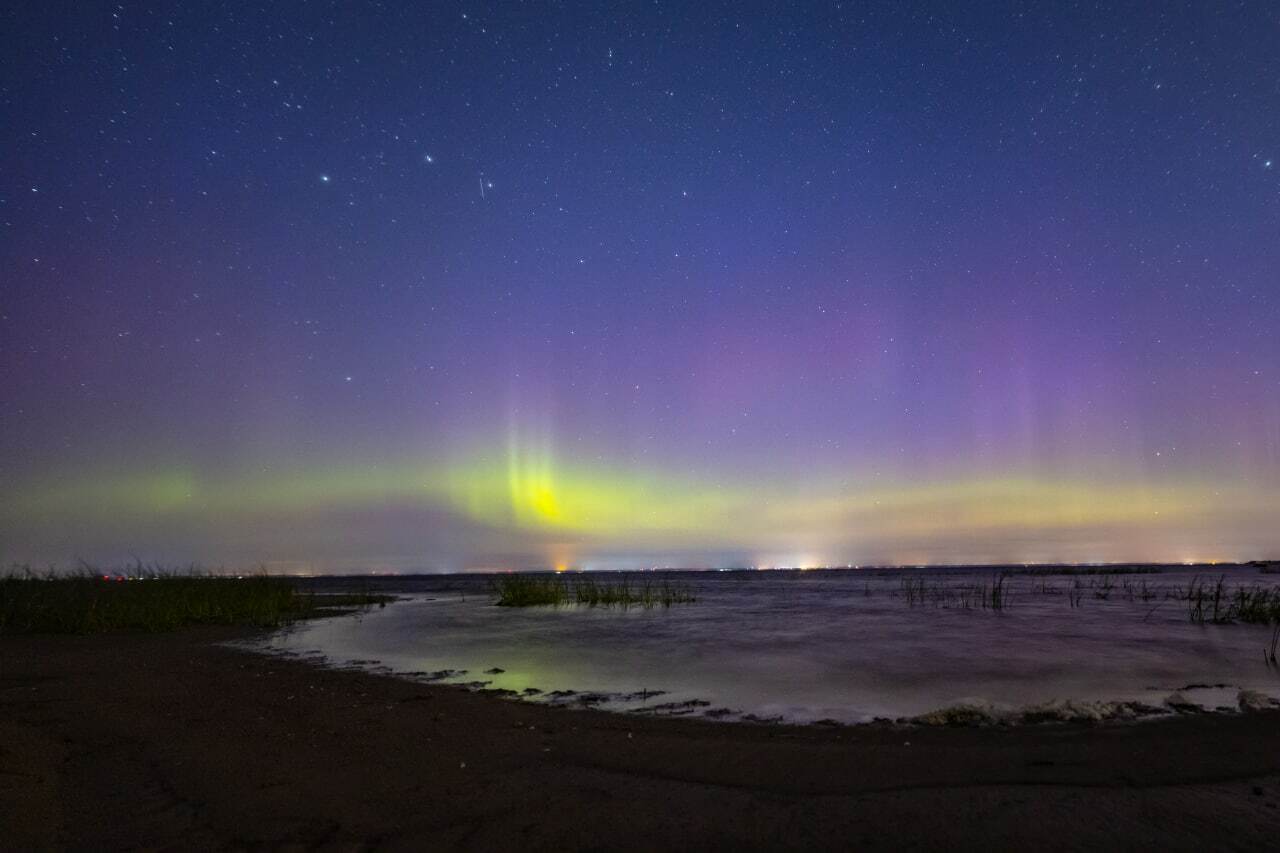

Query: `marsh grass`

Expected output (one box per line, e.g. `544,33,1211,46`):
0,565,387,634
891,570,1280,635
1033,579,1060,596
899,577,928,606
1168,576,1280,626
1122,578,1160,602
1231,585,1280,624
898,573,1012,611
987,572,1012,610
492,573,695,609
489,574,567,606
1001,566,1161,576
1177,576,1231,624
1091,574,1116,600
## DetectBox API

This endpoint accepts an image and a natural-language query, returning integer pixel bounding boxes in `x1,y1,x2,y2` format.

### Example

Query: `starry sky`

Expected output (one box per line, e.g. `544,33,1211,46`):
3,2,1278,571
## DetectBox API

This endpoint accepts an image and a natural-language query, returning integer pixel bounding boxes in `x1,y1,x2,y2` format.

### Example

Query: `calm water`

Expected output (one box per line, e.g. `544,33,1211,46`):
247,567,1280,723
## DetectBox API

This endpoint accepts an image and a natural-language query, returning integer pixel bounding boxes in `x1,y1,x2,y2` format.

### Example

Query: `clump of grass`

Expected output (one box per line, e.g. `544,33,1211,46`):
987,572,1012,610
0,565,380,634
896,574,1012,611
899,577,929,606
489,573,569,606
1176,576,1227,624
1032,578,1060,596
1121,578,1160,602
1232,585,1280,624
491,573,695,609
1091,574,1116,600
1002,566,1161,577
1170,576,1280,626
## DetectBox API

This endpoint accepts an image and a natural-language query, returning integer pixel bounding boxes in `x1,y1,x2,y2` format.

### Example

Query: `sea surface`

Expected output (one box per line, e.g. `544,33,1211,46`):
246,567,1280,724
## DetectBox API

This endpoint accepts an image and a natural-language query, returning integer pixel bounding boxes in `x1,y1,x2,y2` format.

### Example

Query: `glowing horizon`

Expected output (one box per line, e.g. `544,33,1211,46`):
7,426,1277,571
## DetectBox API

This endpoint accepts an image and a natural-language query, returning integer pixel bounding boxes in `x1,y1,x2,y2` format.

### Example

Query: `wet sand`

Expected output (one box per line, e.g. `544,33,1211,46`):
4,627,1280,851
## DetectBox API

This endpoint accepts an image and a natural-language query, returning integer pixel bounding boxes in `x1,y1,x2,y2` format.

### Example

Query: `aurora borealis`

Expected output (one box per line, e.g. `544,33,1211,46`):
3,2,1278,571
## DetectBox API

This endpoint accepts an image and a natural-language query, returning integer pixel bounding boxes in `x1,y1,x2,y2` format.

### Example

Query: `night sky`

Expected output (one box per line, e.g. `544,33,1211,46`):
3,2,1278,571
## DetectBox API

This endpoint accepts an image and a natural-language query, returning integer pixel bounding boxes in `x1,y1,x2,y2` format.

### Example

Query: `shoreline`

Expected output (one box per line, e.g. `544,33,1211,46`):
5,626,1280,850
244,635,1280,728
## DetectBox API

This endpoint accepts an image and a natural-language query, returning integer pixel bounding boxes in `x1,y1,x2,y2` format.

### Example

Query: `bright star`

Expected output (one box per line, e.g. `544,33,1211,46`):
320,174,330,183
424,154,434,164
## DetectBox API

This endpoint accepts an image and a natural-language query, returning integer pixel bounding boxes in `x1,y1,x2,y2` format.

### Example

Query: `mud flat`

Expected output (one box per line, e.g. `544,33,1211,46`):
4,627,1280,850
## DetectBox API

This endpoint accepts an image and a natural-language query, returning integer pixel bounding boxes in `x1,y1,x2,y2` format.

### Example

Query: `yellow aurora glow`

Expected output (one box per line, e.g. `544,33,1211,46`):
8,428,1276,569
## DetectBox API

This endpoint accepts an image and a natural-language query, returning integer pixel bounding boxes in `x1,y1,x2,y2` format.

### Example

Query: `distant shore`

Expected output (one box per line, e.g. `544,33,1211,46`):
4,626,1280,850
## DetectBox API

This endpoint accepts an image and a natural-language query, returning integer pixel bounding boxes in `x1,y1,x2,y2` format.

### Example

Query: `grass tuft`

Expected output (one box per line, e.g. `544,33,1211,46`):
0,564,387,634
491,573,695,609
1001,566,1161,577
897,573,1012,611
1169,575,1280,626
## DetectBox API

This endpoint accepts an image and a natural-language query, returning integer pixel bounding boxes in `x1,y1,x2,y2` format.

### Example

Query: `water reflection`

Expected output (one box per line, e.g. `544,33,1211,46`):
251,568,1280,723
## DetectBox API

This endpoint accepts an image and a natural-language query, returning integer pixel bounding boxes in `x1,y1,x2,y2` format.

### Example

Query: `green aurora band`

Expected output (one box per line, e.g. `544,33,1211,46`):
7,434,1276,570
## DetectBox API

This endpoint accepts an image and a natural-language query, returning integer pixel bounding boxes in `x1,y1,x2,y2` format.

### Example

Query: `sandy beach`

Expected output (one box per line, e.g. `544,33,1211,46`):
4,626,1280,851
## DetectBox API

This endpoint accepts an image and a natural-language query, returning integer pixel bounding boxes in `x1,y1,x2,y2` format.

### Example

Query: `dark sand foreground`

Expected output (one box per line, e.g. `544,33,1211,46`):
4,628,1280,851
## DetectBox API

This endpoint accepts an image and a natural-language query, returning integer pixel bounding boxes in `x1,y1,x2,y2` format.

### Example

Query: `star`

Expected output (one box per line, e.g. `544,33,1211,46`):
424,154,434,164
319,174,330,183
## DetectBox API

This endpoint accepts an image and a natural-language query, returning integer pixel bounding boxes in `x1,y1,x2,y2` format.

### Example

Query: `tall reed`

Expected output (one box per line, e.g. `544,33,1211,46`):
0,566,371,634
